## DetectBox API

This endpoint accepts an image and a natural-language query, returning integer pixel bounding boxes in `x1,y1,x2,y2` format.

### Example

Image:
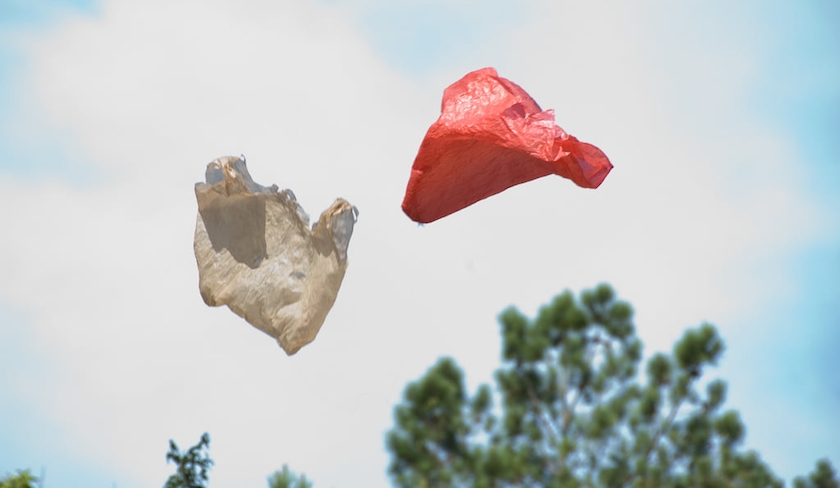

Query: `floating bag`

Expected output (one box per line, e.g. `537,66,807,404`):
193,156,358,355
402,67,613,223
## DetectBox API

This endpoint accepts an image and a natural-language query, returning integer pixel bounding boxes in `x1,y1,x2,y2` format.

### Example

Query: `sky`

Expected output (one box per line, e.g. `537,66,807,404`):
0,0,838,487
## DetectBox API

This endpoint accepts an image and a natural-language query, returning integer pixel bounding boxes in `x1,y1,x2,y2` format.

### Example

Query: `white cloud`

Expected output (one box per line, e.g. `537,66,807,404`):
0,0,836,486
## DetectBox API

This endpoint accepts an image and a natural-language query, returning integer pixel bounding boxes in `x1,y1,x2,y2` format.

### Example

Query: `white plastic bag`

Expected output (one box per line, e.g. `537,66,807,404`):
193,156,358,355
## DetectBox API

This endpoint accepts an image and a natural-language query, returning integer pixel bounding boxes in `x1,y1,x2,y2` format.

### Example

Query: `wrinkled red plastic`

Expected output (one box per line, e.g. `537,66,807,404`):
401,67,613,224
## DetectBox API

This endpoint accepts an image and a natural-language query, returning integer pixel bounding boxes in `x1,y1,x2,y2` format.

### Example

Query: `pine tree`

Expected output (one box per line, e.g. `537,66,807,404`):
0,470,38,488
267,465,313,488
386,284,837,488
163,433,214,488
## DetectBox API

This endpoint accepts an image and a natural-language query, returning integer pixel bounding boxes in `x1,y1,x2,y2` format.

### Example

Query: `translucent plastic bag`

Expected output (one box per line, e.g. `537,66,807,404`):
194,156,358,355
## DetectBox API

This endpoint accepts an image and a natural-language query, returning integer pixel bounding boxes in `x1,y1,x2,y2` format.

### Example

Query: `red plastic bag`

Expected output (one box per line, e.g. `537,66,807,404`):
402,67,613,224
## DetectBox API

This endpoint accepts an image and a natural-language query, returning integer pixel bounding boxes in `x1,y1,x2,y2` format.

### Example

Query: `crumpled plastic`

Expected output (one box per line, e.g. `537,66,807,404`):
402,67,613,224
193,156,358,355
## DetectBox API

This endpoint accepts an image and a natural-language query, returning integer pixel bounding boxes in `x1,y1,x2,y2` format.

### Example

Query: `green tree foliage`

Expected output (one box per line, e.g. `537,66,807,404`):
0,470,38,488
794,460,840,488
164,432,214,488
386,284,838,488
267,465,313,488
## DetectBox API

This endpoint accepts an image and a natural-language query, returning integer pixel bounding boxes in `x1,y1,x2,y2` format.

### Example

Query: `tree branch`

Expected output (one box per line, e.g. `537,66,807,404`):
524,378,561,476
623,395,684,487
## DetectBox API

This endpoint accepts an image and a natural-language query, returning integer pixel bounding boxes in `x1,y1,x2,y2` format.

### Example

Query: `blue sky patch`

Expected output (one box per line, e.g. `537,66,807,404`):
0,1,101,184
0,0,99,27
346,0,531,76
